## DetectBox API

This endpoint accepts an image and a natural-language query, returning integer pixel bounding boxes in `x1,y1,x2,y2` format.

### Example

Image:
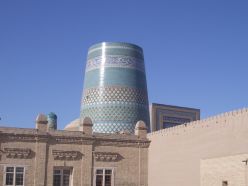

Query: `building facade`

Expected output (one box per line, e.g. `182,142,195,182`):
150,103,200,131
0,115,149,186
1,108,248,186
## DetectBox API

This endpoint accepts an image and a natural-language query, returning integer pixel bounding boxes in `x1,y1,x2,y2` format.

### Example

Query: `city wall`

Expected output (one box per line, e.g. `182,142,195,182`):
148,108,248,186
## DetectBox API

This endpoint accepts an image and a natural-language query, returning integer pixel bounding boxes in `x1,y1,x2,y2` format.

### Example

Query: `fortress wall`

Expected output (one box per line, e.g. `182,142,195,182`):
201,153,248,186
148,108,248,186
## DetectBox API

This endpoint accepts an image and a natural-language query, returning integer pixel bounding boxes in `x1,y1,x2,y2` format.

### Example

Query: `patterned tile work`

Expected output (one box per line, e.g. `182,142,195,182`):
82,86,148,105
81,42,150,133
92,122,135,133
87,43,144,60
83,68,147,89
81,104,148,122
152,105,199,130
86,55,145,72
81,104,149,133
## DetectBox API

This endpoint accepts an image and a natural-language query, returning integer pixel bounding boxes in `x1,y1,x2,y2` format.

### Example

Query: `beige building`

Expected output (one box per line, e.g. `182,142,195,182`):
0,116,149,186
150,103,200,131
1,108,248,186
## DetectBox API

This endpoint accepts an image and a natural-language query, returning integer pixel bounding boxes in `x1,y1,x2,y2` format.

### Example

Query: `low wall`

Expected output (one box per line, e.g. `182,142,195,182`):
148,108,248,186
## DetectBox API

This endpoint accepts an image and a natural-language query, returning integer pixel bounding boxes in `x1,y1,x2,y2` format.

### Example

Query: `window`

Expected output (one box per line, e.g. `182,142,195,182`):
95,168,114,186
222,181,228,186
4,166,24,186
53,168,72,186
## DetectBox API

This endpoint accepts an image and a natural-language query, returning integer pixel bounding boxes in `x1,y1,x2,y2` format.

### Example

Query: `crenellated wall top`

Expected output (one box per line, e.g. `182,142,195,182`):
148,108,248,137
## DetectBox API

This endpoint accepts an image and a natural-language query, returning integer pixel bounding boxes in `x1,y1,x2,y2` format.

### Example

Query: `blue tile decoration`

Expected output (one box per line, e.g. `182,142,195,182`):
83,68,147,89
47,112,57,130
82,86,148,105
80,42,150,133
155,107,198,130
86,55,145,72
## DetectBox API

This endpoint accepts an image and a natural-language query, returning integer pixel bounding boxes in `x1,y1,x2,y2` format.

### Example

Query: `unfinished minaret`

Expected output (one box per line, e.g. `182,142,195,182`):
80,42,150,133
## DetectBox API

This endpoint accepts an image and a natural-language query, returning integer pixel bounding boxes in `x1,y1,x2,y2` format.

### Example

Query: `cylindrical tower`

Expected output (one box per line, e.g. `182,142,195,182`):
80,42,150,133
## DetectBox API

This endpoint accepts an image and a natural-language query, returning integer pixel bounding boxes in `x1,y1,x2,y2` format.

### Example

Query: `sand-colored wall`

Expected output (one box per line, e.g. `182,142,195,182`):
0,128,149,186
148,108,248,186
201,153,248,186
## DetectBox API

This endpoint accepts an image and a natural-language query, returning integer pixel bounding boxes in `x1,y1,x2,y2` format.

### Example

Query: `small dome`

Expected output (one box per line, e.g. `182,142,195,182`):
36,114,47,123
64,118,80,131
47,112,57,120
135,120,147,130
82,117,93,126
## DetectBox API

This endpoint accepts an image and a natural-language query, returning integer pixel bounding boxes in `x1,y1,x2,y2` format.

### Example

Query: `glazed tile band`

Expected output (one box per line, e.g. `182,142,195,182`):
80,42,150,133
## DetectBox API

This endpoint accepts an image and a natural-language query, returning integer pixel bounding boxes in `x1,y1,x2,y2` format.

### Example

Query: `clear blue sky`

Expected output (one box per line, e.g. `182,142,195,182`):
0,0,247,129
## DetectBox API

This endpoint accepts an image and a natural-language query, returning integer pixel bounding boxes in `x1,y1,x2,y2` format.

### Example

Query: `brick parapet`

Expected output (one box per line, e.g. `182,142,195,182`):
0,127,150,148
148,108,248,137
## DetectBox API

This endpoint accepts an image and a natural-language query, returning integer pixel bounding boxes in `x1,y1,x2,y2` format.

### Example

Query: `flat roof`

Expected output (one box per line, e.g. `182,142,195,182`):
151,103,200,111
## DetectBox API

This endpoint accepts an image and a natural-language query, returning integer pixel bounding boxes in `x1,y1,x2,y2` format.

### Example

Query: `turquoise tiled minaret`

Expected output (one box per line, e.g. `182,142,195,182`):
80,42,150,133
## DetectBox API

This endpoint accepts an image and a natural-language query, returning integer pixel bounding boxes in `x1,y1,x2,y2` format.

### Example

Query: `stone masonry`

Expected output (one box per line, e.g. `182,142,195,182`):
0,115,150,186
148,108,248,186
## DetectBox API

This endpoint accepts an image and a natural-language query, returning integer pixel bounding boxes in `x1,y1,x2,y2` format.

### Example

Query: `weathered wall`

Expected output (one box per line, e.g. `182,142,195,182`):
94,145,148,186
201,154,248,186
0,129,36,186
0,128,149,186
46,141,86,186
148,108,248,186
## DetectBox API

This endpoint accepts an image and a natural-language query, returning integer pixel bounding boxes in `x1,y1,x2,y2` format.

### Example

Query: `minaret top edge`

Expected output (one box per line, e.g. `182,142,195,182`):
88,42,143,53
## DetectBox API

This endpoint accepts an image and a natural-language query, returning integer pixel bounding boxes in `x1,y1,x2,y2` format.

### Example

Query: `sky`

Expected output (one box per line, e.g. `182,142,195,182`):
0,0,247,129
